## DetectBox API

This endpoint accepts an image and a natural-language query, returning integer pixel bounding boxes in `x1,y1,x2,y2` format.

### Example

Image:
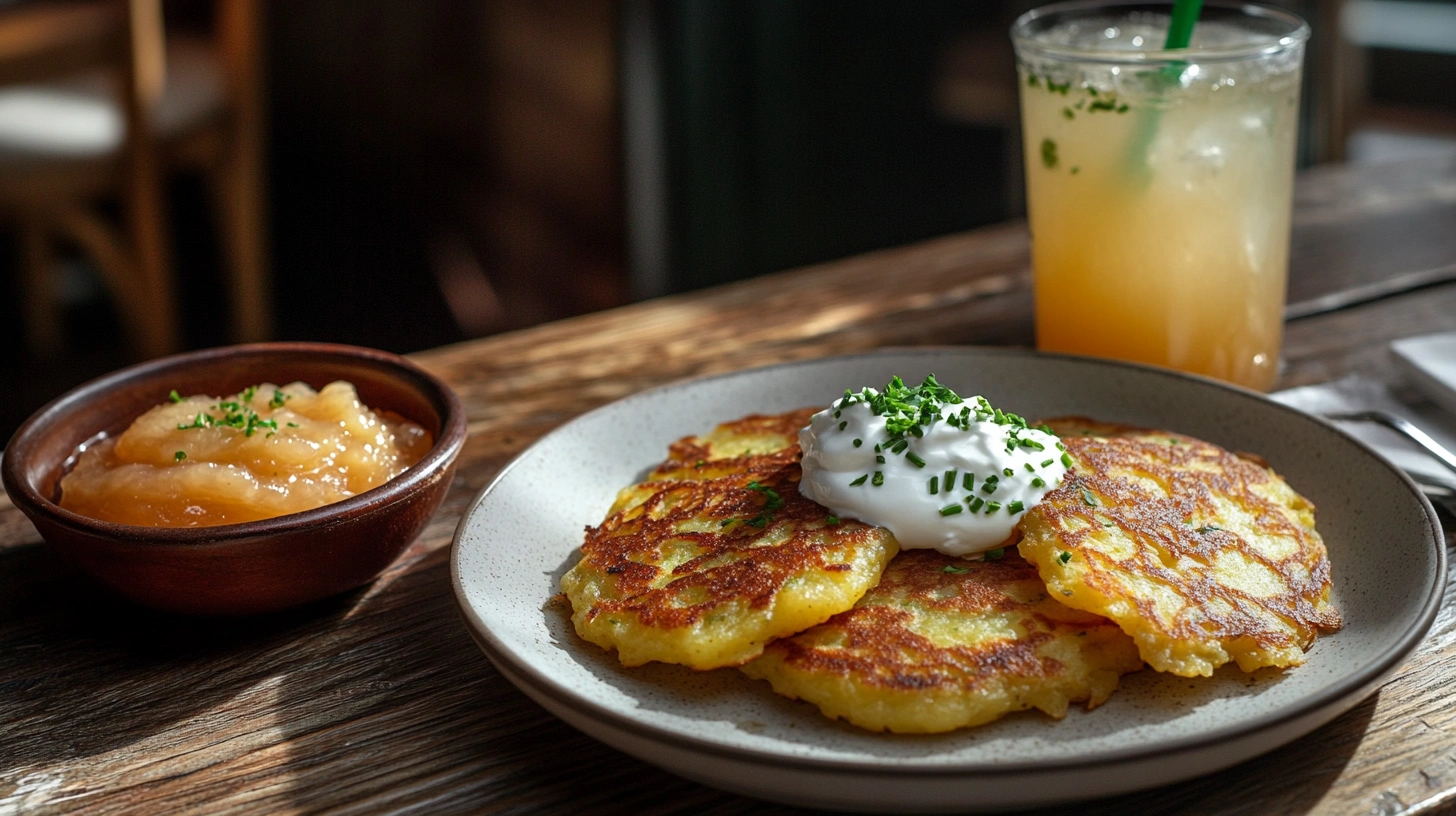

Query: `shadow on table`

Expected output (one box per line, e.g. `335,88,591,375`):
1040,692,1375,816
0,543,363,771
255,544,843,814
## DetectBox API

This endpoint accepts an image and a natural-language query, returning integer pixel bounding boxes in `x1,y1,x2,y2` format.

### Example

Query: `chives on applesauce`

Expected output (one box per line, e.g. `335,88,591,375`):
797,375,1069,558
57,381,432,528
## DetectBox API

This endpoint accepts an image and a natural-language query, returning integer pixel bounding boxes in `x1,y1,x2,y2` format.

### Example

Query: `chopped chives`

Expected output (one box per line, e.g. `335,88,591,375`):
1024,463,1035,472
1080,486,1099,506
939,504,963,516
872,471,884,486
891,440,909,454
876,455,886,464
963,472,975,491
967,496,984,512
853,438,863,448
1059,551,1073,564
1003,468,1014,477
1031,477,1045,488
1041,459,1054,468
1007,500,1025,514
943,470,956,492
905,451,926,468
838,421,847,431
174,450,186,461
928,477,939,495
1061,452,1073,467
984,548,1004,560
985,501,1002,514
744,481,785,527
850,474,869,486
168,390,183,403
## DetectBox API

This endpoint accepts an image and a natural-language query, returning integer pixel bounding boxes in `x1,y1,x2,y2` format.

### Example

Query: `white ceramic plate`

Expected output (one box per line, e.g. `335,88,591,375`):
451,348,1445,812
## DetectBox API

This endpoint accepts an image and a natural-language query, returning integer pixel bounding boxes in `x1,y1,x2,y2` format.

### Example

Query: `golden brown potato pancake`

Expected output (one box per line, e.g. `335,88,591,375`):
1018,418,1342,677
561,409,899,670
740,549,1143,733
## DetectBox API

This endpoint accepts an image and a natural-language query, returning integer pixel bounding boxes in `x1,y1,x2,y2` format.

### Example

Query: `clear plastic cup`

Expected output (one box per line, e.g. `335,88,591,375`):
1013,2,1309,391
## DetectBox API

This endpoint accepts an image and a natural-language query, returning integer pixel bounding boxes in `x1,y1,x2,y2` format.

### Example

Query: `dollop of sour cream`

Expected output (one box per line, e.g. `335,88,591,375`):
798,378,1069,558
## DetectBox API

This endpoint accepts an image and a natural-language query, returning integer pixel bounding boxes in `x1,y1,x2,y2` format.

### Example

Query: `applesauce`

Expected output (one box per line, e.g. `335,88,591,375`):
59,381,432,527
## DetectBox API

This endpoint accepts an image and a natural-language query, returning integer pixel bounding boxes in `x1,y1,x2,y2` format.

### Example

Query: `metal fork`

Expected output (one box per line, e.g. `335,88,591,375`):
1321,410,1456,477
1322,410,1456,516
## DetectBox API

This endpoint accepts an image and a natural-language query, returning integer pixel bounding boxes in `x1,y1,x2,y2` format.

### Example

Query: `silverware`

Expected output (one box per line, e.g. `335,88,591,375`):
1321,409,1456,519
1322,410,1456,477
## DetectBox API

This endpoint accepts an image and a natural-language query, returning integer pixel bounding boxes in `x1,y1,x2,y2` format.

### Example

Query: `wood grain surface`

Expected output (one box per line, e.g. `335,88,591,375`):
2,154,1455,815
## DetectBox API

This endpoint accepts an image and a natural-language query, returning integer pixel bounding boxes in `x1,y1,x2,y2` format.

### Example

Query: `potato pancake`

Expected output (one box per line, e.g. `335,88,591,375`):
604,409,820,517
561,409,899,670
1018,419,1342,677
740,549,1143,733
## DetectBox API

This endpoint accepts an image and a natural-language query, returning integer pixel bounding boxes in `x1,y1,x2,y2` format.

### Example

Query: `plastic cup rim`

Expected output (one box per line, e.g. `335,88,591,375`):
1011,1,1311,66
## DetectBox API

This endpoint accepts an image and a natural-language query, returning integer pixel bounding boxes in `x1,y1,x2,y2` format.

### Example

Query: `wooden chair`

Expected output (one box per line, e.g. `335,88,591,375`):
0,0,268,359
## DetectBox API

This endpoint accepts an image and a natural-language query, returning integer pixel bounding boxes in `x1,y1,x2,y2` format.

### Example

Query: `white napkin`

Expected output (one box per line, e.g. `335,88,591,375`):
1271,375,1456,495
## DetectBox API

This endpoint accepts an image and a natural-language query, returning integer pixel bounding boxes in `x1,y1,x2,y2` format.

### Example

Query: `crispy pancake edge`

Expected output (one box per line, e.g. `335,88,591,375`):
1019,418,1341,677
741,550,1144,733
561,409,898,669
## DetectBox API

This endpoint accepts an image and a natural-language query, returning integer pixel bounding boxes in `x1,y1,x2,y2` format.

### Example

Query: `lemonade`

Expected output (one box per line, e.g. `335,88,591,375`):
1013,5,1308,391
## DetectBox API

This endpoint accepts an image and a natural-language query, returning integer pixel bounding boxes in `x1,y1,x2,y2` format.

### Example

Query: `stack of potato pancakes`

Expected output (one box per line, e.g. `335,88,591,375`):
560,406,1341,734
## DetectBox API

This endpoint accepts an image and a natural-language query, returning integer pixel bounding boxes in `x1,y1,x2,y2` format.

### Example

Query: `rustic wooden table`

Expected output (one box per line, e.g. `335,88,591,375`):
3,154,1455,815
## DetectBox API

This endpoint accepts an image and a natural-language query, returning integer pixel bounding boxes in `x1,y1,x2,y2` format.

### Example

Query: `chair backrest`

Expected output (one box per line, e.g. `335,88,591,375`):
0,1,167,90
0,2,124,87
0,0,167,158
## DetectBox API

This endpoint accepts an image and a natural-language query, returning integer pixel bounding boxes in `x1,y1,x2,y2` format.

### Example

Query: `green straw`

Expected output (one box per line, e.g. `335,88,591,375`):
1164,0,1204,51
1124,0,1204,184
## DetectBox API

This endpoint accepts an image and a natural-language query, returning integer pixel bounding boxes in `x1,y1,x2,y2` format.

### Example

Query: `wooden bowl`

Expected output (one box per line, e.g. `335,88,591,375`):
2,342,467,615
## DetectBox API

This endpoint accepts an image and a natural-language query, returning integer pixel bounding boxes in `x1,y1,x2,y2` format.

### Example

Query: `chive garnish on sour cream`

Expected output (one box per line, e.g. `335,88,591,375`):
796,375,1069,558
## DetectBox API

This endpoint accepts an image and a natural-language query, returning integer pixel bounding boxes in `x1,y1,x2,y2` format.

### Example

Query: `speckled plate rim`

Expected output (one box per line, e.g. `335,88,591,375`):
450,346,1445,776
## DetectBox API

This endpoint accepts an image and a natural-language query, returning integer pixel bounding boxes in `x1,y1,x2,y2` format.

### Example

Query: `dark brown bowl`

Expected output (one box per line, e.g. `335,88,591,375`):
2,342,467,615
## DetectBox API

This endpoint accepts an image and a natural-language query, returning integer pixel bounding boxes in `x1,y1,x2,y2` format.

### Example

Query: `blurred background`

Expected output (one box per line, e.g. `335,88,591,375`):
0,0,1453,442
